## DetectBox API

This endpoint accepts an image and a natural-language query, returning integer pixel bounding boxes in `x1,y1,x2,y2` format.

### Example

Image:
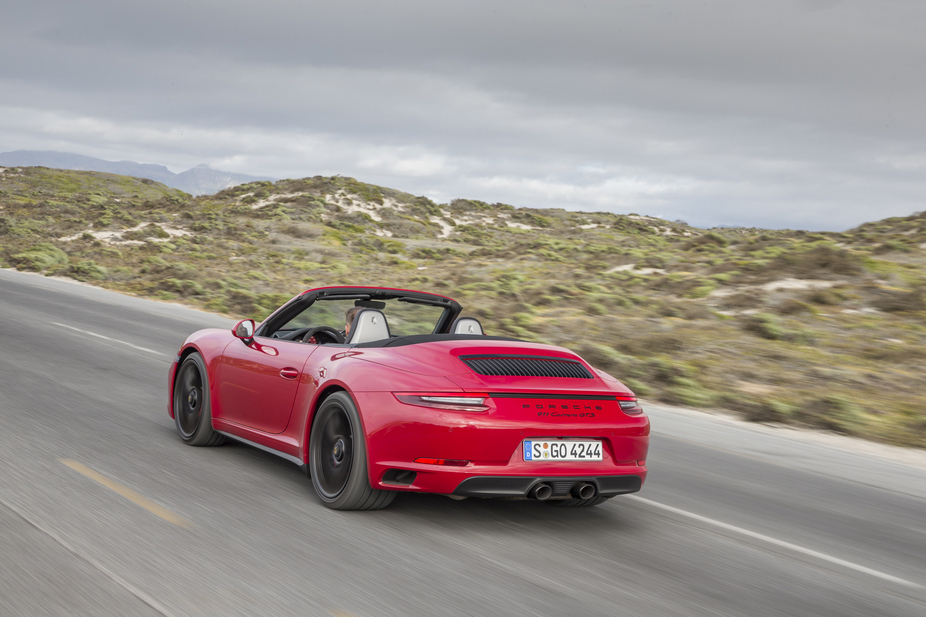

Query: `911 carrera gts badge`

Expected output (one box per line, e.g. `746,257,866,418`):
524,404,603,410
524,403,602,419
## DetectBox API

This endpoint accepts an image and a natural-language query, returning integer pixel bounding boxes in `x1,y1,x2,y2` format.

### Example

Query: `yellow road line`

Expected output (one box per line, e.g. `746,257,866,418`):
60,459,192,528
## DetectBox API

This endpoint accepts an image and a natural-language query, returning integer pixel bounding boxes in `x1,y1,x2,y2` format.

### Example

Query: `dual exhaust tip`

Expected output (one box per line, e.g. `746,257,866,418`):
529,482,596,501
530,483,554,500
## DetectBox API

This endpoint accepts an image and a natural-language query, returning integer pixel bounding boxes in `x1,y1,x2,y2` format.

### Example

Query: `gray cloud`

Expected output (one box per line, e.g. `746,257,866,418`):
2,0,925,229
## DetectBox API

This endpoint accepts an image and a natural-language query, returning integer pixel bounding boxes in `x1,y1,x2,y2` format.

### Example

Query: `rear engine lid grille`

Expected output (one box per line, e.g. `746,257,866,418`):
460,355,594,379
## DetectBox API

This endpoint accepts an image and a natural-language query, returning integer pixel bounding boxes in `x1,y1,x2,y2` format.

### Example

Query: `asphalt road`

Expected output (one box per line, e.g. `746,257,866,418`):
1,268,925,617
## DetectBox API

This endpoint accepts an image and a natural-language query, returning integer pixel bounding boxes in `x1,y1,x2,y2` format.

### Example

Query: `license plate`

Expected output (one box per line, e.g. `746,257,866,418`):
523,440,602,462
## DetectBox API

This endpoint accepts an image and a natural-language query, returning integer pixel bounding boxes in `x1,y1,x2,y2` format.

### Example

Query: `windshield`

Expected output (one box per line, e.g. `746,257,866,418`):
278,297,447,338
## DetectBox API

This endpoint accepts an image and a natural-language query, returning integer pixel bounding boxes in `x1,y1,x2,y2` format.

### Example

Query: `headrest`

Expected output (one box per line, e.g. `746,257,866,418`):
348,309,391,344
451,317,484,335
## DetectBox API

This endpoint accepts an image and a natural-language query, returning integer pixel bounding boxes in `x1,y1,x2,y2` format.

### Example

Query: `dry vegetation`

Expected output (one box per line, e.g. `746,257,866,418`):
3,166,926,448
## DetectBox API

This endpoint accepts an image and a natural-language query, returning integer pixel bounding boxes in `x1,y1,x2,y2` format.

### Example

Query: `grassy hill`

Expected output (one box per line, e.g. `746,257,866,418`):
3,165,926,448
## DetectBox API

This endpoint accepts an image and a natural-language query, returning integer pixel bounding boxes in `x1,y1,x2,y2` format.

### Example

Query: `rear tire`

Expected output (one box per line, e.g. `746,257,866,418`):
173,353,225,447
309,392,395,510
549,496,613,507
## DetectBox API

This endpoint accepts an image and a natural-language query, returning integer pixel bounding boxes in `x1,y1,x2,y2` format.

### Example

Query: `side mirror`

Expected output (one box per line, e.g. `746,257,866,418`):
232,319,255,341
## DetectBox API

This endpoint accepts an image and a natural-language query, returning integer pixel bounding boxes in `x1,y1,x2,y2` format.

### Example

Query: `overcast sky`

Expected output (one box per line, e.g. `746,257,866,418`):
2,0,925,230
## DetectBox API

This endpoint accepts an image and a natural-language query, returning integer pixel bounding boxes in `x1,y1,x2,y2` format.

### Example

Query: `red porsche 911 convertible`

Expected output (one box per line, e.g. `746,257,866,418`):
168,286,649,510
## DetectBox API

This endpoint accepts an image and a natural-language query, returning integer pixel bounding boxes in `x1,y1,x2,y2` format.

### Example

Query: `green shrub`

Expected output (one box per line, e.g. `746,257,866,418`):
621,378,652,397
144,224,170,239
671,377,703,389
11,243,68,271
223,277,249,290
108,266,134,282
776,245,863,277
290,261,322,271
68,260,108,281
326,220,366,234
513,211,553,228
873,239,912,254
247,270,271,281
766,399,797,421
586,302,607,316
684,281,718,299
162,278,205,296
799,395,868,434
742,313,786,340
511,313,534,328
645,358,692,383
225,289,257,315
685,232,729,249
808,289,843,305
663,384,715,407
204,297,229,313
255,292,293,318
577,343,635,371
353,236,406,254
776,299,814,315
869,287,925,312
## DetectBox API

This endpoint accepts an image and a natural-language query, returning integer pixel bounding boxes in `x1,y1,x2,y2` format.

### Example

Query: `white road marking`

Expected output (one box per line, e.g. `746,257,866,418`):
0,497,176,617
628,496,921,588
51,322,166,356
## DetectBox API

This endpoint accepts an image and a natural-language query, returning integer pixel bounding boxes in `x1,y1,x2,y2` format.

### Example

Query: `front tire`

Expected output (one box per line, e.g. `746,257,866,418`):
309,392,395,510
173,353,225,446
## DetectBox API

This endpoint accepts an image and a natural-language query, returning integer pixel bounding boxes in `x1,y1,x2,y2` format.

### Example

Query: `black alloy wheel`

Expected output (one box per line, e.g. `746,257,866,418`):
313,403,354,499
173,353,225,446
176,361,203,438
308,392,396,510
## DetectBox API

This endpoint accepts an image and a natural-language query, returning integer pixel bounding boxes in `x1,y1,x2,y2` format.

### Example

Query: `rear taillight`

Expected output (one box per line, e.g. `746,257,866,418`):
394,393,489,412
619,399,644,415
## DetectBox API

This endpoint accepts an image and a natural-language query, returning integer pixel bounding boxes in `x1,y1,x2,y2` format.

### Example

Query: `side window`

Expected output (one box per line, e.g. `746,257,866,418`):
278,299,355,333
386,302,448,336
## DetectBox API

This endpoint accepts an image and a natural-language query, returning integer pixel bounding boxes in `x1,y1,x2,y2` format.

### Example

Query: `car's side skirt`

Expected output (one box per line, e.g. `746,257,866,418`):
217,431,306,469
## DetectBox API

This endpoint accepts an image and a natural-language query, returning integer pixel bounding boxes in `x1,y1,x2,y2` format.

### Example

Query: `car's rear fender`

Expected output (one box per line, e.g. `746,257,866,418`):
302,360,468,474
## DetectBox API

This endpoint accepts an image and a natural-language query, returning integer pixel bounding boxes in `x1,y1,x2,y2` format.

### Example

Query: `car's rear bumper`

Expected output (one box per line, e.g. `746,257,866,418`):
452,474,642,498
371,460,647,495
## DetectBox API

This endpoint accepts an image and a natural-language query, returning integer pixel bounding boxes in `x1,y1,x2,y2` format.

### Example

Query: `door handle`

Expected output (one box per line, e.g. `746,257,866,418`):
279,367,299,380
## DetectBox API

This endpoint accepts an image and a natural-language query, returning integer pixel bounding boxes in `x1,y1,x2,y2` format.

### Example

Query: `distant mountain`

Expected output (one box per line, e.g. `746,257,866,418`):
0,150,273,196
170,164,275,196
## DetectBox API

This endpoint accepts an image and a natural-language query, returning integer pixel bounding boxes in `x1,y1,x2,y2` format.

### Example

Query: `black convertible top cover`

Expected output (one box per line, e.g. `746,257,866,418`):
353,334,522,348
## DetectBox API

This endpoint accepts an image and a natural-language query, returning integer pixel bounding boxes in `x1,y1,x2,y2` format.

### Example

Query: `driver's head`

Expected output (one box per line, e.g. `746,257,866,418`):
345,307,360,337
